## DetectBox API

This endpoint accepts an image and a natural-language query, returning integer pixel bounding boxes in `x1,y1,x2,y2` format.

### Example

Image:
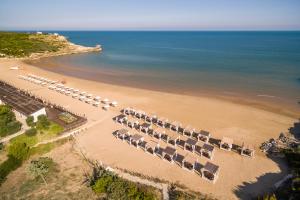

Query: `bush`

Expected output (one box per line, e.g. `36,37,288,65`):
25,128,37,137
92,174,114,194
0,105,22,137
26,116,35,127
8,142,30,161
0,155,22,185
36,115,50,130
89,165,156,200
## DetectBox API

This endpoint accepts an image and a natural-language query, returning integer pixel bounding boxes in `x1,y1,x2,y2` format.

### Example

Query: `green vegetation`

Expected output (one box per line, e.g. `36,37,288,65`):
12,119,63,148
36,115,50,130
0,105,22,138
28,157,54,185
0,32,66,57
58,112,77,124
0,155,22,184
26,116,35,128
25,128,37,137
258,194,277,200
258,144,300,200
86,163,160,200
0,115,64,186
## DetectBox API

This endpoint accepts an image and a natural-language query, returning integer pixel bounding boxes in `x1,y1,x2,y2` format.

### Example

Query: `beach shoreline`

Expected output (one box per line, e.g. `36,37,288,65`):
0,58,297,199
26,57,300,119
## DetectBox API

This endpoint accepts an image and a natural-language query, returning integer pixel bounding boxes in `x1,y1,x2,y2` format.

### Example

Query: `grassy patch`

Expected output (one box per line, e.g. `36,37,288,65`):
0,32,66,57
29,137,70,156
10,122,64,147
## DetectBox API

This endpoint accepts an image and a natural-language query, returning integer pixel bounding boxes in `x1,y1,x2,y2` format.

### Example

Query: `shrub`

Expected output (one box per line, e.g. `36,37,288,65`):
36,115,50,130
8,142,30,161
89,164,156,200
0,105,22,137
28,157,54,185
0,155,22,185
26,116,35,127
25,128,37,137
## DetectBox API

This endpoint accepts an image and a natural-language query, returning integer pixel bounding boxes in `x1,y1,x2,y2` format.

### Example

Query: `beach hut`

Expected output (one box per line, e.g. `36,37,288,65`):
220,137,233,151
86,93,93,98
115,114,127,124
183,154,198,171
72,93,79,98
139,122,152,134
146,114,157,124
162,146,177,163
184,138,198,152
102,98,109,104
197,130,211,143
176,136,186,149
201,143,215,159
145,141,159,155
183,126,195,136
110,101,118,107
170,121,182,132
155,146,165,158
241,143,255,157
102,105,110,110
116,129,131,141
127,119,139,129
157,117,169,128
201,162,220,183
129,134,144,148
123,107,132,115
153,128,165,140
135,110,146,119
174,153,185,167
166,131,180,146
65,91,71,96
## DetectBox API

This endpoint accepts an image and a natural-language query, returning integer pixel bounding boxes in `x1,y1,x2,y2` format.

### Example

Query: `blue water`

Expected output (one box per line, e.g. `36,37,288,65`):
32,31,300,109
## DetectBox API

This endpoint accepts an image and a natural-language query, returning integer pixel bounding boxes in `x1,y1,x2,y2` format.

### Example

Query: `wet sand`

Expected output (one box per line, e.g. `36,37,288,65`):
0,58,296,200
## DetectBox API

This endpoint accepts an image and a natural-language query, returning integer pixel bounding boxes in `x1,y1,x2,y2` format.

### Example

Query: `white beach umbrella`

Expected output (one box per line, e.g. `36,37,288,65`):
103,105,110,110
111,101,118,107
94,96,101,101
102,98,109,104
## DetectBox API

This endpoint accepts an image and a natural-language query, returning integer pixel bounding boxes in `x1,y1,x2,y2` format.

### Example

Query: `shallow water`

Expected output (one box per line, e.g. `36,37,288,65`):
30,31,300,111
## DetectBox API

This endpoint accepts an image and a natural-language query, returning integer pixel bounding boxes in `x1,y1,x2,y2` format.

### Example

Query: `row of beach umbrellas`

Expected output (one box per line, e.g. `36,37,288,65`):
19,74,118,110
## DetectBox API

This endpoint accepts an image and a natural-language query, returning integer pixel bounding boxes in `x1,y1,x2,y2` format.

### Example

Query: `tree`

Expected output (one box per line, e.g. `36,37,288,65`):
25,128,37,136
36,115,50,130
26,116,35,127
28,157,53,185
0,105,22,137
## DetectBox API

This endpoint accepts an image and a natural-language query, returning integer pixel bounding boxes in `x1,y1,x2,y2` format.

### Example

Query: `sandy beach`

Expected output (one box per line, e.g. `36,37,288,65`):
0,58,296,200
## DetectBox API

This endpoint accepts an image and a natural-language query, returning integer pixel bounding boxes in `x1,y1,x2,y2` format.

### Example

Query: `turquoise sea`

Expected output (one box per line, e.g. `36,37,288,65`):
30,31,300,111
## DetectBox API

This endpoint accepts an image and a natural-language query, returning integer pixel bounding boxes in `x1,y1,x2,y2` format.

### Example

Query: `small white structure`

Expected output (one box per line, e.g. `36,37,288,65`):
10,66,19,70
36,31,43,35
30,108,47,122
